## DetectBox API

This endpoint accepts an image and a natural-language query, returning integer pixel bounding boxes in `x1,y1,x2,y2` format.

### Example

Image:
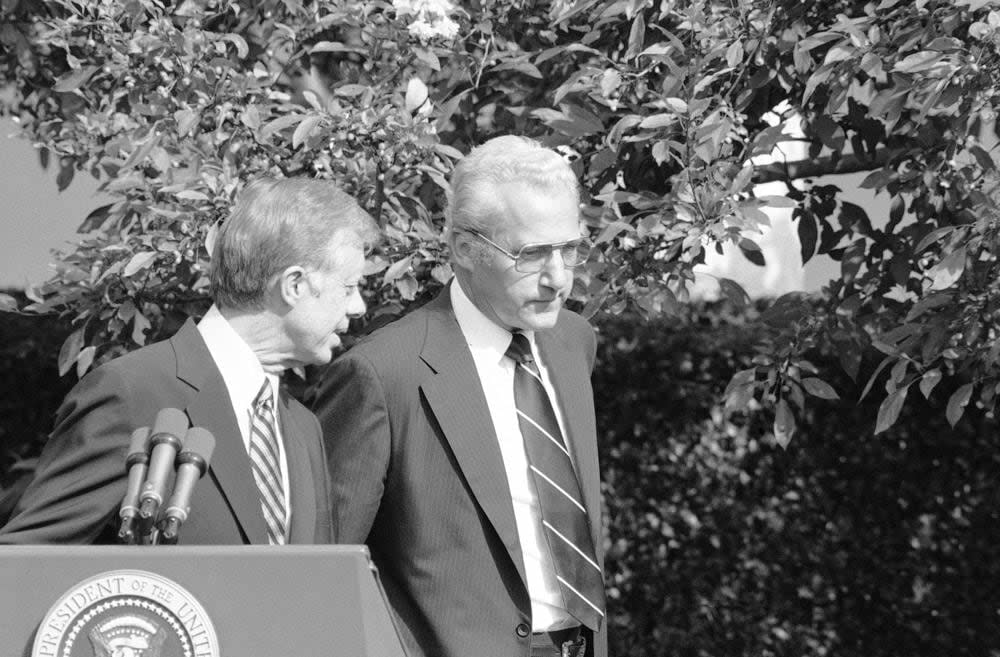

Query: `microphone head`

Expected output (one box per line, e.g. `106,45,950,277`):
180,427,216,466
125,427,152,469
128,427,151,456
150,408,189,444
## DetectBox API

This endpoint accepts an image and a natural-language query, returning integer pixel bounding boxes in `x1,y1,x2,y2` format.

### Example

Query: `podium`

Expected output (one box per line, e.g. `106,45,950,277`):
0,545,408,657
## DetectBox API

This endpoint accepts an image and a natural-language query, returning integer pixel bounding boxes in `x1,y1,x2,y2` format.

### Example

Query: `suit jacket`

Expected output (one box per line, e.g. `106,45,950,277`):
312,288,607,657
0,320,332,545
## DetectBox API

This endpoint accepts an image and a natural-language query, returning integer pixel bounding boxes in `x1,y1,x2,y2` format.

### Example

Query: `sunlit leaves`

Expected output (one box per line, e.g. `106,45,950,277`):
2,0,998,435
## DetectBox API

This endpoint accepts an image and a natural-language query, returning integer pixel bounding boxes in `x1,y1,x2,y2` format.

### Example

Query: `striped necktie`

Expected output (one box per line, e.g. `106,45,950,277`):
249,379,287,545
506,332,605,631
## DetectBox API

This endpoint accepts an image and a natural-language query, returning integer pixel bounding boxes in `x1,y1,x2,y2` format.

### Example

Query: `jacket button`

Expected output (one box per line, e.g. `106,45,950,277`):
515,623,530,638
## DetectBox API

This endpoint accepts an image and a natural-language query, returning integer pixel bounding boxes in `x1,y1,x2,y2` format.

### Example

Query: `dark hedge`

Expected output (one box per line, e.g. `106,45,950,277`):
0,299,72,492
1,303,997,655
595,309,1000,656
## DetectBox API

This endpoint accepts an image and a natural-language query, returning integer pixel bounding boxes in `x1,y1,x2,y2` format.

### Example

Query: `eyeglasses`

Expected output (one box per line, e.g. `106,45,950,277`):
462,229,592,273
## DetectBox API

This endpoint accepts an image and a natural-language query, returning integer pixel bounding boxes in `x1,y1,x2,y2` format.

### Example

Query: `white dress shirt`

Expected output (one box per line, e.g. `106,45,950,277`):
197,305,292,529
450,281,577,632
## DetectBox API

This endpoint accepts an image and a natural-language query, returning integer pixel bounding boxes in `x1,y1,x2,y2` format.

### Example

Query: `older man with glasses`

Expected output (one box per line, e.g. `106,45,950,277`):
312,135,607,657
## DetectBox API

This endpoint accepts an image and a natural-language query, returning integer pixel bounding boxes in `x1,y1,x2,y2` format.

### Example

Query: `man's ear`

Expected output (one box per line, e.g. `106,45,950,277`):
276,265,308,306
450,231,479,270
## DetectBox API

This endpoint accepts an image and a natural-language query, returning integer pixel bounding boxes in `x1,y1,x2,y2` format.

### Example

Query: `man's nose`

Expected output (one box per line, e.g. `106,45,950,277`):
346,288,366,318
538,249,572,287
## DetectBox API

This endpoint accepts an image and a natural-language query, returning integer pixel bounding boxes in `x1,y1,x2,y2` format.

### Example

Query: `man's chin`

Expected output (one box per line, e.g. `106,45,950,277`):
520,309,561,331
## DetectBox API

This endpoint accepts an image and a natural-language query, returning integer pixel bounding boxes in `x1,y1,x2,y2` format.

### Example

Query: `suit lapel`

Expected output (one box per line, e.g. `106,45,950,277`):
172,320,270,545
279,393,317,544
418,292,527,584
536,321,602,548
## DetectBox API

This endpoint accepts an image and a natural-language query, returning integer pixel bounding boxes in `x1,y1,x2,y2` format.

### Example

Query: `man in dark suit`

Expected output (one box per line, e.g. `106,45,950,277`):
312,136,607,657
0,177,378,545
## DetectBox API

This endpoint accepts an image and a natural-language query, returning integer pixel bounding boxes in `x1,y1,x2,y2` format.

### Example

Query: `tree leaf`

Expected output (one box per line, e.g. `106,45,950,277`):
773,398,796,449
292,115,323,149
240,105,261,131
664,97,688,114
174,108,200,137
261,114,304,139
220,33,249,59
412,46,441,71
382,255,413,284
405,77,429,113
968,145,996,171
738,239,765,266
875,387,908,434
725,382,755,413
434,90,470,132
175,190,210,201
928,246,966,291
123,251,158,277
726,367,757,391
836,339,862,381
893,51,943,74
639,113,675,130
132,310,151,346
56,159,75,192
311,41,367,54
919,368,942,398
946,383,973,427
801,377,839,400
625,12,645,60
796,209,818,264
76,346,96,378
811,114,845,150
334,84,370,97
58,328,85,377
395,273,418,300
859,169,893,190
717,278,750,309
797,31,841,52
757,195,798,208
915,226,953,253
53,65,98,93
492,60,543,78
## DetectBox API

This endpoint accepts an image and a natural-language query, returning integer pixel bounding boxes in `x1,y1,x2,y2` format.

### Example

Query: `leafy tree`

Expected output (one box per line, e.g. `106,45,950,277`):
1,0,998,436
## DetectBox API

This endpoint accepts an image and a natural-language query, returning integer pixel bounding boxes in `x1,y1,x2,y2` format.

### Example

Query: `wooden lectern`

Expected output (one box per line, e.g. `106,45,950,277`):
0,545,408,657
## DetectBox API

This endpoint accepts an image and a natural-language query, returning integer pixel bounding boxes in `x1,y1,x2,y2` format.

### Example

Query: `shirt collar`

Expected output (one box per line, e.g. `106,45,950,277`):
450,278,536,365
197,304,275,411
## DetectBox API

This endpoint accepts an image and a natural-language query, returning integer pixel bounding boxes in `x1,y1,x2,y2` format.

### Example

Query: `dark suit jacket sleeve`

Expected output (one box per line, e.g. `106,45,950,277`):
0,364,136,544
312,350,391,544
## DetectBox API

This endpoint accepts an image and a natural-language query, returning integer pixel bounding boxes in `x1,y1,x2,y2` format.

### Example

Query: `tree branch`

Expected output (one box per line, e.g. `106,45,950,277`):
753,148,892,184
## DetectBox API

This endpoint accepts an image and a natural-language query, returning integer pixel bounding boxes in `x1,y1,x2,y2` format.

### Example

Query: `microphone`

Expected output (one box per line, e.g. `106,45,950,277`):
158,427,216,544
117,427,152,545
137,408,189,535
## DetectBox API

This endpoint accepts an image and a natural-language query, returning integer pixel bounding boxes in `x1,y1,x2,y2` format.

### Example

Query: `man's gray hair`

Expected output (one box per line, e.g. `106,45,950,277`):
210,177,379,309
446,135,580,236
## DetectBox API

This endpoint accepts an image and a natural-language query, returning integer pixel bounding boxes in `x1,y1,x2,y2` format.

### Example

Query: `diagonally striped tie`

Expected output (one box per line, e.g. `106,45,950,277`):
250,379,287,545
506,332,605,631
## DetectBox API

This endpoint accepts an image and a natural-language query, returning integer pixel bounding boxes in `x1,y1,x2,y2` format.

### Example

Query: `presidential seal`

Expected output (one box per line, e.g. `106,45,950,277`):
31,570,219,657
